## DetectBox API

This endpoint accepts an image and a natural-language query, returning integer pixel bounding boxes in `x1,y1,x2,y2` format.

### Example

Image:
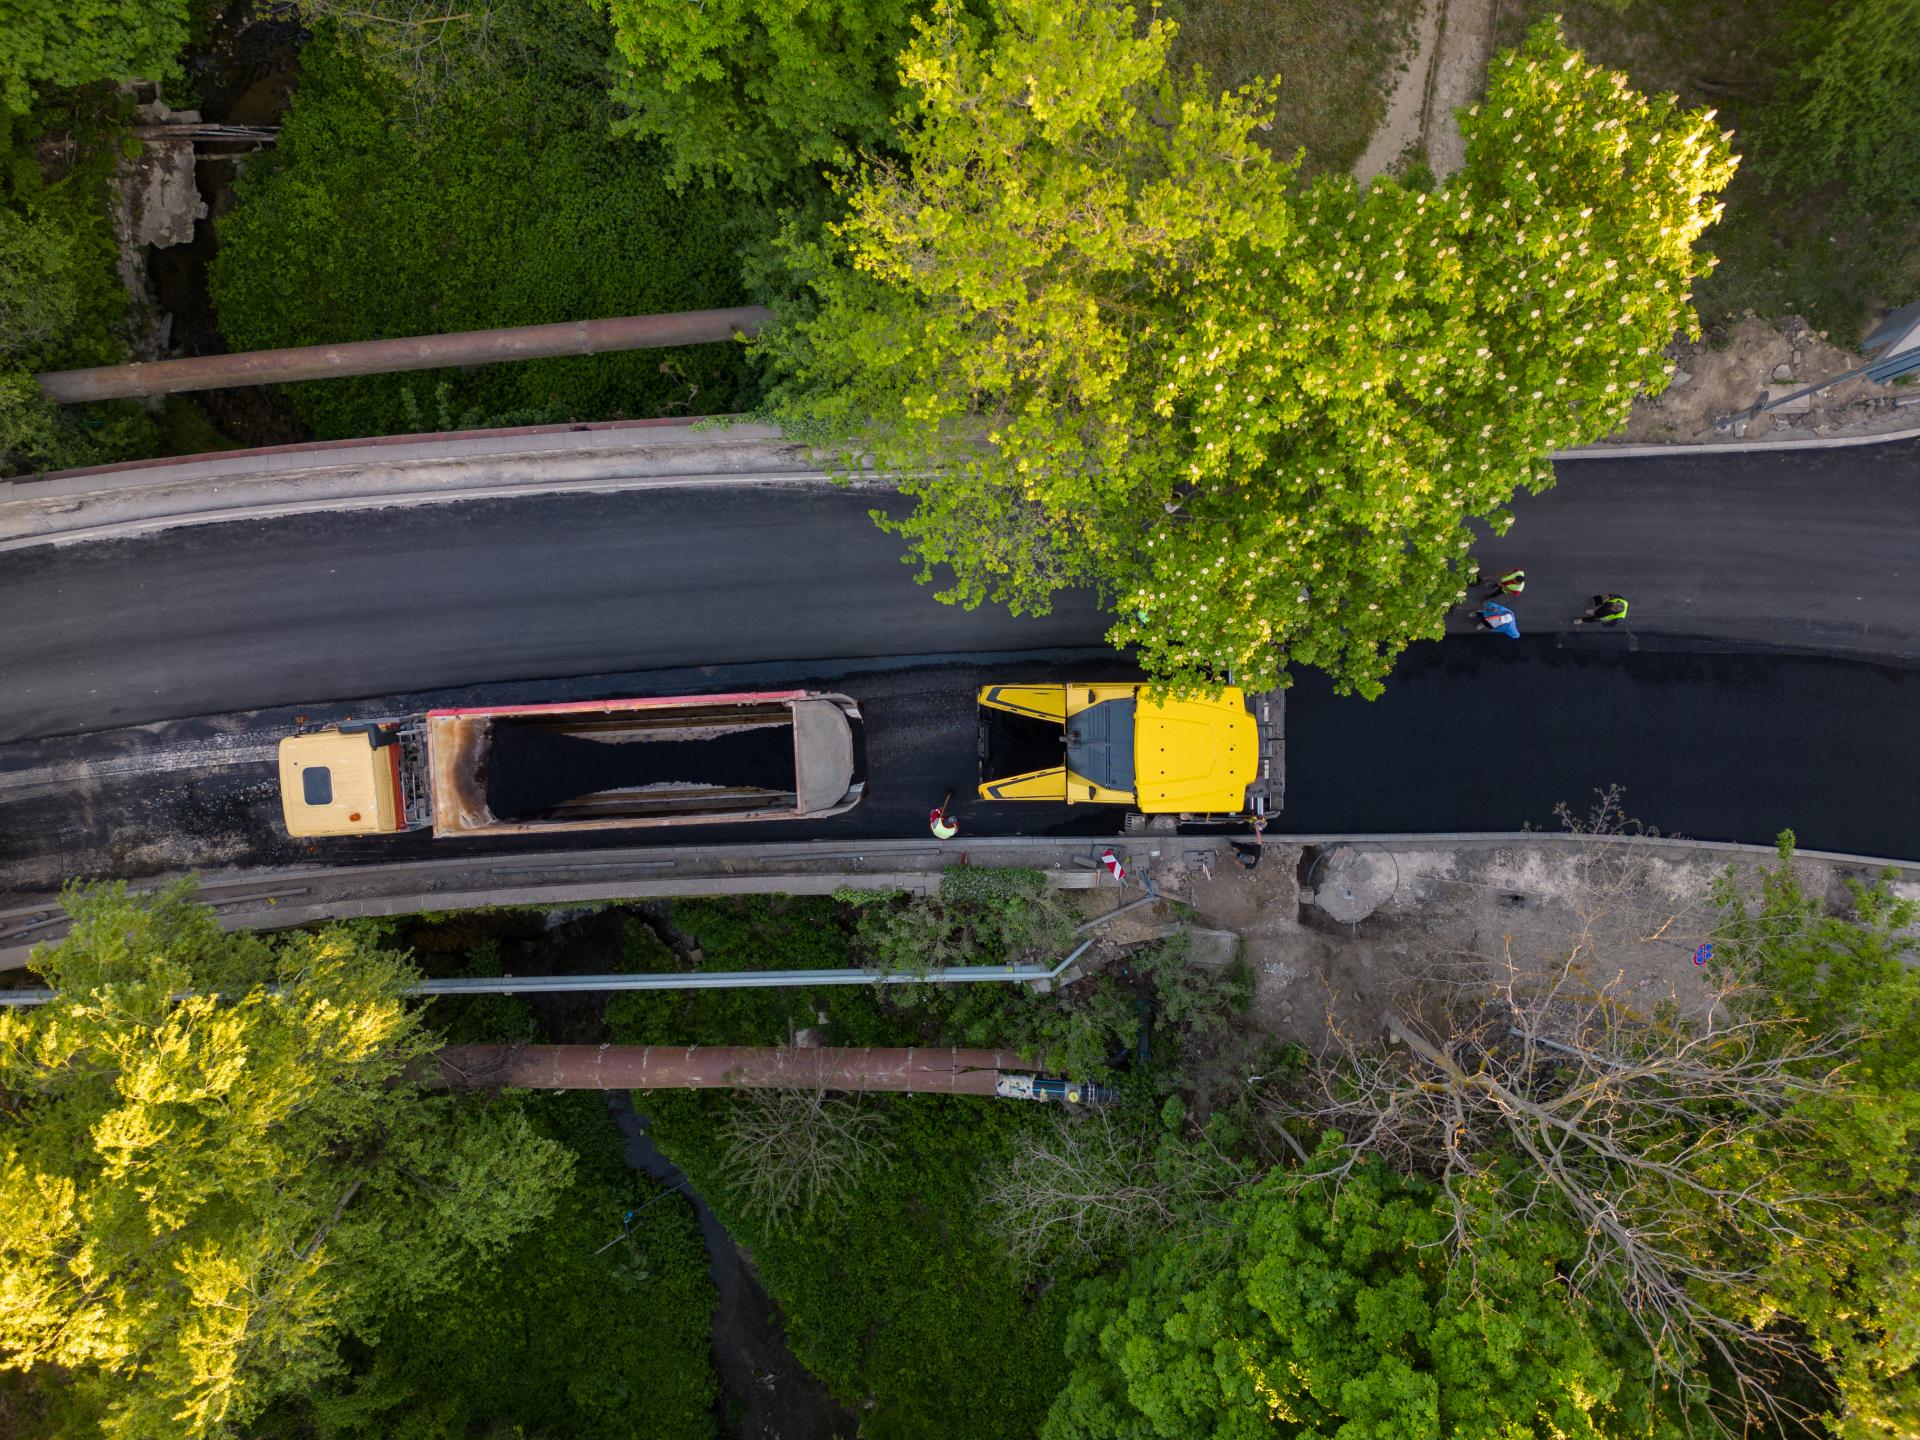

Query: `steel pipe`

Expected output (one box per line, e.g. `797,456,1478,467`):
0,944,1096,1007
35,307,775,403
427,1043,1016,1095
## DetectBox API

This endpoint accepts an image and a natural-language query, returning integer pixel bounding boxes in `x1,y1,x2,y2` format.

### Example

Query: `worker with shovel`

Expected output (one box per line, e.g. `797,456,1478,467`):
930,791,959,840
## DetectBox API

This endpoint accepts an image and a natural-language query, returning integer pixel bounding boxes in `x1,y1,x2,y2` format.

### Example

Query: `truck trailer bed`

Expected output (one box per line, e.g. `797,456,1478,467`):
426,691,863,837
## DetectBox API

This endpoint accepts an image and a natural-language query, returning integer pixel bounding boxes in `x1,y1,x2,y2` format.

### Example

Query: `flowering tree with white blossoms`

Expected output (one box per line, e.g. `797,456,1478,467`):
763,0,1736,696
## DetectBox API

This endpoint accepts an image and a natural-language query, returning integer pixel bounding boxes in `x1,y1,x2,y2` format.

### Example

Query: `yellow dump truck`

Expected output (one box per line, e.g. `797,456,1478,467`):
279,691,864,839
976,683,1281,822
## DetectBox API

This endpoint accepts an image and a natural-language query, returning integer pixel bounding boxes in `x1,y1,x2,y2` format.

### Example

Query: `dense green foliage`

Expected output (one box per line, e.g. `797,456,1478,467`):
607,896,1080,1436
599,888,1250,1434
0,94,159,475
0,206,76,352
615,879,1247,1084
855,864,1078,975
251,1093,718,1440
1495,0,1919,338
210,4,758,440
597,0,926,195
1766,0,1920,216
1275,836,1920,1437
1715,842,1920,1438
0,884,571,1440
0,0,188,113
763,1,1734,697
1045,1162,1688,1440
850,866,1143,1076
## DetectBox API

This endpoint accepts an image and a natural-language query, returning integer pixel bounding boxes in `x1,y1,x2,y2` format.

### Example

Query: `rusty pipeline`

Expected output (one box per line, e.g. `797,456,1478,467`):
35,307,775,404
426,1044,1017,1096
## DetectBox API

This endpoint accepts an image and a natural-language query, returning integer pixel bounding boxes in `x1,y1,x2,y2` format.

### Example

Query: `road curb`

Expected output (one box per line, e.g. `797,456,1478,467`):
6,416,1916,553
0,420,861,552
16,414,754,490
3,830,1911,970
1552,421,1920,460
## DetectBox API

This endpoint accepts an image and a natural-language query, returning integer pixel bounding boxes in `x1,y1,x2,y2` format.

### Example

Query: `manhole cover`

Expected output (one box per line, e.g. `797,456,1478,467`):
1312,846,1391,924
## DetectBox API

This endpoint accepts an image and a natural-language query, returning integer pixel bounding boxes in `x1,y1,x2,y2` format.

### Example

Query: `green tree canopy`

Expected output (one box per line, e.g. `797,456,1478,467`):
597,0,929,195
763,0,1735,696
1043,1161,1686,1440
1715,843,1920,1438
0,884,570,1439
0,0,188,113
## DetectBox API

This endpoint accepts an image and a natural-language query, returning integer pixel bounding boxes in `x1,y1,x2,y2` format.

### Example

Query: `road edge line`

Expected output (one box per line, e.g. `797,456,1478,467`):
3,830,1912,970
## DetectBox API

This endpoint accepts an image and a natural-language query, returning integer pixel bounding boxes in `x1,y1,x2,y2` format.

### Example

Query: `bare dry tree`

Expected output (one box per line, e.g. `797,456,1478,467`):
1273,793,1860,1429
717,1086,895,1224
982,1110,1238,1273
288,0,502,108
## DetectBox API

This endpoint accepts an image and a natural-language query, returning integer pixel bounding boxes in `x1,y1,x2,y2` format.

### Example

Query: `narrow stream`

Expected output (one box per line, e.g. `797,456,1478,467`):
605,1093,856,1440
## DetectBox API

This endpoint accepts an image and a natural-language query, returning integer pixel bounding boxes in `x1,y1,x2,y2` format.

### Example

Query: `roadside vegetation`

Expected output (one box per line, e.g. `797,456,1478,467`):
4,841,1918,1439
209,2,759,439
1163,0,1422,177
759,1,1735,699
597,886,1260,1438
0,85,167,475
1496,0,1920,337
0,883,718,1440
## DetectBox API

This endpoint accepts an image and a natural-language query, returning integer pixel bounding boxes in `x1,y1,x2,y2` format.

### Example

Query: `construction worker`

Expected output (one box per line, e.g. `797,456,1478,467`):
1231,815,1266,870
1475,602,1520,639
930,790,959,840
1576,594,1630,626
1483,568,1526,597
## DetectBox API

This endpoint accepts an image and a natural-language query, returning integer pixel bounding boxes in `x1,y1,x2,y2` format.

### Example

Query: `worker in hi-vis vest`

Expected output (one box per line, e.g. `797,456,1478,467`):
1576,594,1630,626
1483,568,1526,597
930,791,959,840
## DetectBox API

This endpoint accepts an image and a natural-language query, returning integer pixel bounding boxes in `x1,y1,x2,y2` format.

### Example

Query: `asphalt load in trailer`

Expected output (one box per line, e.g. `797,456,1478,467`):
484,720,798,819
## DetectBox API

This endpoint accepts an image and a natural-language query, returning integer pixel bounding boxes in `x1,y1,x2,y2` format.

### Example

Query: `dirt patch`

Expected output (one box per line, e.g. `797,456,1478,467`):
1354,0,1440,185
1148,836,1818,1059
1182,841,1300,930
1354,0,1498,187
1168,0,1425,177
1422,0,1496,179
1617,317,1920,444
1176,842,1344,1049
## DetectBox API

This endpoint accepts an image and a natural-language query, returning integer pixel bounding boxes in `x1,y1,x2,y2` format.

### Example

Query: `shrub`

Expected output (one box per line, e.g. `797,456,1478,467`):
210,11,760,440
0,1,189,114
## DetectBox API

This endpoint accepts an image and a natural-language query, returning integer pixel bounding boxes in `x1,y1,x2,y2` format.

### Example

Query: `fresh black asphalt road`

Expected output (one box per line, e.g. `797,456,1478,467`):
0,488,1110,742
0,437,1916,876
3,641,1916,895
4,437,1917,744
1278,639,1920,859
1473,435,1920,655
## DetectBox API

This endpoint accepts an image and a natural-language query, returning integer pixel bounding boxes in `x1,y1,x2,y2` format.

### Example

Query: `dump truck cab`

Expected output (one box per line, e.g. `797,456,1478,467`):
279,724,424,837
977,683,1281,819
